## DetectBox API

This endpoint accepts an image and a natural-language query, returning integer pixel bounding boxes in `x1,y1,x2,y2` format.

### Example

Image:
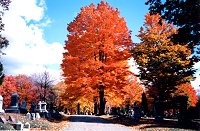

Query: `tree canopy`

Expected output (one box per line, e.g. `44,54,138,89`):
175,83,198,107
146,0,200,61
61,1,143,111
132,13,193,102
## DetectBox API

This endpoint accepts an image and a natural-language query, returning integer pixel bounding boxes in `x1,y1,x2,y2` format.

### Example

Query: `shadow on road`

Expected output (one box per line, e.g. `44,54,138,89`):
67,115,112,124
105,116,200,130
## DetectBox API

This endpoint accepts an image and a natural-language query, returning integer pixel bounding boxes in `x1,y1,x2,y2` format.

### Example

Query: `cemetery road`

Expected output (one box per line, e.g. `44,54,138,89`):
64,115,132,131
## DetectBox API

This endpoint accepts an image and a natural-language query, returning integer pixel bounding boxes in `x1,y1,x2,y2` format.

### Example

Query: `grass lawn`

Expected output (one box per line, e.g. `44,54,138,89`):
0,113,69,130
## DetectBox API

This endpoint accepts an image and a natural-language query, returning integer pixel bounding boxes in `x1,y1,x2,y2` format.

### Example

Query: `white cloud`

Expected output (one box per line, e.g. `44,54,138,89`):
128,57,139,75
193,61,200,69
9,0,45,22
1,0,64,82
191,62,200,92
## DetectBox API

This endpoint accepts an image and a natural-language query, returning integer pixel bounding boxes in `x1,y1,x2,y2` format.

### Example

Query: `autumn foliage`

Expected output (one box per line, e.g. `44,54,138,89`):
175,83,198,107
0,75,39,108
132,13,193,102
0,75,17,108
15,75,39,107
61,1,143,110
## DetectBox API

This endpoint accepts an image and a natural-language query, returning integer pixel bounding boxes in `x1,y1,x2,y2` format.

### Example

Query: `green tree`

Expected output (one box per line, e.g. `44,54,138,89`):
132,13,193,108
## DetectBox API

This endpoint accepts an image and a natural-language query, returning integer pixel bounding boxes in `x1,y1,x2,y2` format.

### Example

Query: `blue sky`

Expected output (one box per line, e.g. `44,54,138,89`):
1,0,149,77
44,0,149,44
1,0,199,93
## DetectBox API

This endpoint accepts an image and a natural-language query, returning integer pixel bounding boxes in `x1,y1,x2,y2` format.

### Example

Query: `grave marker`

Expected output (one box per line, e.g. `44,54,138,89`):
5,92,19,113
20,100,27,114
0,96,4,113
26,112,31,120
37,101,48,113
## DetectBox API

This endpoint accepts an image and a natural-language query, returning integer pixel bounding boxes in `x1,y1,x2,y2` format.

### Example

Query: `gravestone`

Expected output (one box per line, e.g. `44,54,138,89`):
77,103,80,115
0,96,4,113
111,107,117,115
19,100,27,114
36,101,48,113
31,113,35,120
128,109,134,117
107,107,110,115
117,107,120,115
154,98,164,121
133,103,140,122
35,113,40,119
5,92,19,113
26,112,31,120
94,102,98,115
30,102,36,113
125,103,130,115
176,96,189,123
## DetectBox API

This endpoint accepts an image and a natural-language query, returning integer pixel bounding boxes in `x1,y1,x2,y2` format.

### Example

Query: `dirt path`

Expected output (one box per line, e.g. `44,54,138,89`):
63,115,132,131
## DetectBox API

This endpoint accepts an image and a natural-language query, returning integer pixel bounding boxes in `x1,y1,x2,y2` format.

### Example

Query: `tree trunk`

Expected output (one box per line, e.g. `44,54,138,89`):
99,85,105,115
77,103,80,115
154,95,164,121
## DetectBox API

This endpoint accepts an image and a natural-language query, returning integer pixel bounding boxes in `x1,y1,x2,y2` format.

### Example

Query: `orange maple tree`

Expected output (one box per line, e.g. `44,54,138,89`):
0,75,17,108
175,83,198,107
61,1,141,114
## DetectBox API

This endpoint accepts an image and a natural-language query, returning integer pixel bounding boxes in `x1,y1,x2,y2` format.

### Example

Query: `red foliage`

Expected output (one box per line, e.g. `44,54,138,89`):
0,75,17,108
175,83,198,107
0,75,39,109
15,75,39,108
61,1,137,108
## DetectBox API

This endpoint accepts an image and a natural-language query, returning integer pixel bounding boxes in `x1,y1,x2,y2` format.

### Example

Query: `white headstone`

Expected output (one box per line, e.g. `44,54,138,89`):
37,101,48,113
26,112,31,120
31,113,35,120
38,101,42,110
0,96,4,113
35,113,40,119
